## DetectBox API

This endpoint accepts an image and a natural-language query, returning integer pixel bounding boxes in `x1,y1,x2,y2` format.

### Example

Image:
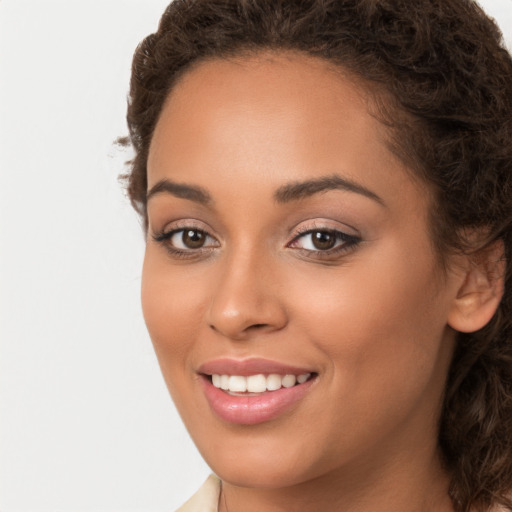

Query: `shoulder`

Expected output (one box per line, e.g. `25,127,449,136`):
174,474,221,512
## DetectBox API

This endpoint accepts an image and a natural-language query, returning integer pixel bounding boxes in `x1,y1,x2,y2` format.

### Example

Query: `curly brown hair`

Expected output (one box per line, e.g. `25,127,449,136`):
123,1,512,510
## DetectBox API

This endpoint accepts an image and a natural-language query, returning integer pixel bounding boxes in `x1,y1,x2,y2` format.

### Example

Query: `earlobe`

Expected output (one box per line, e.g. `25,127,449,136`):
447,240,505,334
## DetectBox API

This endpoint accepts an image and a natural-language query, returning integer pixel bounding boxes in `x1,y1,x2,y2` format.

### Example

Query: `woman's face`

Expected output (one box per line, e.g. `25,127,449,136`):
143,53,463,489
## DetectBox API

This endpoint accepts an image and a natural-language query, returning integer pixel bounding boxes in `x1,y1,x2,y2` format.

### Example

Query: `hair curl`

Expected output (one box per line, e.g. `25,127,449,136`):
123,1,512,510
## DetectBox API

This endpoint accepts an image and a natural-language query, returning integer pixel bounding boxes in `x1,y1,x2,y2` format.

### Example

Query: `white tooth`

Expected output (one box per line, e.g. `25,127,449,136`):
297,373,310,384
229,375,247,392
282,374,296,388
266,374,282,391
220,375,230,390
212,374,221,388
247,374,267,393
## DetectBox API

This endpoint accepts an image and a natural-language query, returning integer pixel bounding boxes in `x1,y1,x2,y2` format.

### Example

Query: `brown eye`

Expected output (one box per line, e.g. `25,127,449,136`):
289,227,361,256
182,229,206,249
154,227,219,253
311,231,336,250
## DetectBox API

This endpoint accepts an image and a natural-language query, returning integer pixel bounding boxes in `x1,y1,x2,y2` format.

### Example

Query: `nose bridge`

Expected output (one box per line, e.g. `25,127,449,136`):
207,242,287,339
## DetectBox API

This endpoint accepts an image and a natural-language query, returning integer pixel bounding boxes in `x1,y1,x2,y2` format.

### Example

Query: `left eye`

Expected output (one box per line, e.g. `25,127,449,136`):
290,229,357,252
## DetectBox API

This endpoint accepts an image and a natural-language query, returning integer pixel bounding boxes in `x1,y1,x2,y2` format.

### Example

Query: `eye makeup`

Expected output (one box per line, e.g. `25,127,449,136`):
152,217,362,263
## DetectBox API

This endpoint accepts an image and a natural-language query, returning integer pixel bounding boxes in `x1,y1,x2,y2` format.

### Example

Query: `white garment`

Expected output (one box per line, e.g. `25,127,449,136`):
175,474,221,512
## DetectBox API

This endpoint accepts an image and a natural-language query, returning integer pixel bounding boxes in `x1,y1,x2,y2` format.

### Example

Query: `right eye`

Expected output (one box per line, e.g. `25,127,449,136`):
168,229,209,249
153,227,220,253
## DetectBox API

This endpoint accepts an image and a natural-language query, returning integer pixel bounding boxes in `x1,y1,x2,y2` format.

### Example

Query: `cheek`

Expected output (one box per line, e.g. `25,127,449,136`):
297,235,445,340
275,250,454,466
141,250,208,377
287,239,452,402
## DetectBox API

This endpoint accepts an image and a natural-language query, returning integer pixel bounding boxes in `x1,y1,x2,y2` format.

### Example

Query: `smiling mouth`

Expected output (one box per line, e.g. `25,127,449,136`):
206,372,316,395
200,368,318,424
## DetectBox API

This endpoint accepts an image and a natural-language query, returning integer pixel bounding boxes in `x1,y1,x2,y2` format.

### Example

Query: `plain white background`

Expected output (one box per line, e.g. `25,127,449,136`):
0,1,511,510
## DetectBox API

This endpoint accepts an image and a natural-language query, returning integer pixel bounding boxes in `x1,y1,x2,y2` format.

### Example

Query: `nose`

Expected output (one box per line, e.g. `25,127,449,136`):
206,249,288,340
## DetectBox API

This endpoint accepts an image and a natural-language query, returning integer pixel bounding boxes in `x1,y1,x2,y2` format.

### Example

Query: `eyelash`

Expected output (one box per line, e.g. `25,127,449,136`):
287,225,361,259
152,223,361,260
152,224,218,260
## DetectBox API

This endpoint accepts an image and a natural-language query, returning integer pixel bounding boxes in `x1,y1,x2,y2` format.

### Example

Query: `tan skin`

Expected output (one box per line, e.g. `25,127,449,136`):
142,52,502,512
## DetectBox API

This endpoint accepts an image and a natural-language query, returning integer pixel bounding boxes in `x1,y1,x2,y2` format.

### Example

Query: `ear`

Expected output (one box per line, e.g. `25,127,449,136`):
448,240,505,333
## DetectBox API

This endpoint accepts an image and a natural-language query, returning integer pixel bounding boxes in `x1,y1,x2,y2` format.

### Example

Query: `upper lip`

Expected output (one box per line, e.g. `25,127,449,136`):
198,358,315,376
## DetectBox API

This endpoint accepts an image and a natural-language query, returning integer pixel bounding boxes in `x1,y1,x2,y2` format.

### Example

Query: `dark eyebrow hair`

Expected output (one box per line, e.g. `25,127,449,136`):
146,179,212,205
274,175,385,206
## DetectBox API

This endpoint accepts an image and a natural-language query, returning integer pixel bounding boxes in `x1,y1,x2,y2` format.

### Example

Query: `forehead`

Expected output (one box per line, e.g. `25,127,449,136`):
150,53,393,178
147,51,429,224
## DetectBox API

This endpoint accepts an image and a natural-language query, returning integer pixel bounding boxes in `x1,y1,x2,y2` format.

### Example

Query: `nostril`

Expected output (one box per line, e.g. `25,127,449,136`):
247,323,270,331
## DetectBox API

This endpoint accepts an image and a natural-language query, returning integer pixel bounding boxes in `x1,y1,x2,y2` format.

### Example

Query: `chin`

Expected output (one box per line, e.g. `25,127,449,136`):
193,426,324,489
210,456,313,489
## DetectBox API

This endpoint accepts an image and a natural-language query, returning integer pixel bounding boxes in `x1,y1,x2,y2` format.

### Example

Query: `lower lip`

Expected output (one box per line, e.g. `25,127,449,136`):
200,375,316,425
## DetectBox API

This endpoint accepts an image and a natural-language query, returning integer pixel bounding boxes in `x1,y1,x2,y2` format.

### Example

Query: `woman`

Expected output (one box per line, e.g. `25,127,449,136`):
122,0,512,510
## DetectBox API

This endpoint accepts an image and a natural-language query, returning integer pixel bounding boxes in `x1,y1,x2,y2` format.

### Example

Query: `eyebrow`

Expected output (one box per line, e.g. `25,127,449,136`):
146,179,212,205
274,175,385,206
146,174,384,208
